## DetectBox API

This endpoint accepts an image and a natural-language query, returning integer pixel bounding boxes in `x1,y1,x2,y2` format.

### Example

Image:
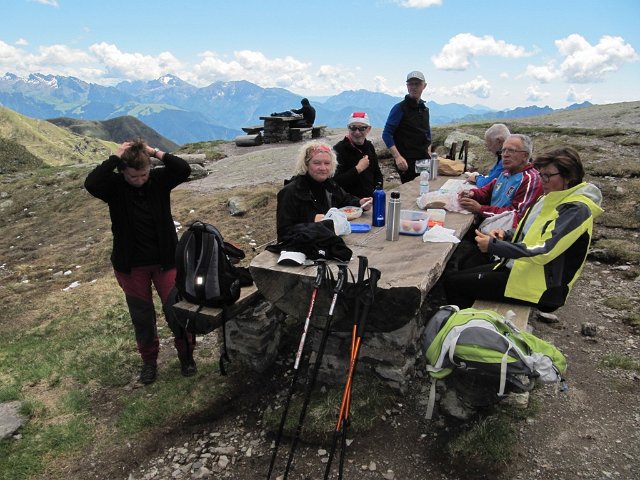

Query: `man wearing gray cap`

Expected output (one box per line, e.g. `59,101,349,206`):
382,70,432,183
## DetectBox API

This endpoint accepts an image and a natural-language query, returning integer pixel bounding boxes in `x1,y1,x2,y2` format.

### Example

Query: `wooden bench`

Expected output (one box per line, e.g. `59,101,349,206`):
241,125,264,134
471,299,531,331
173,284,260,331
289,127,313,142
312,125,327,138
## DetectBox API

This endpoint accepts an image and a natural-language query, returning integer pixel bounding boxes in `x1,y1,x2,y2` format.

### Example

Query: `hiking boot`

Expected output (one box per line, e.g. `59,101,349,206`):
139,363,157,385
180,359,197,377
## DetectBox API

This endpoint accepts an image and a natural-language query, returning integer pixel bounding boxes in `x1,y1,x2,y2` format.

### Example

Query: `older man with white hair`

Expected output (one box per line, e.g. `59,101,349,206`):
467,123,511,187
458,133,543,225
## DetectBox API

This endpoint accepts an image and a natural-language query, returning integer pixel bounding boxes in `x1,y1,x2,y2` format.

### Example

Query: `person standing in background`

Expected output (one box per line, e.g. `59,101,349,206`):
333,111,383,198
382,70,431,183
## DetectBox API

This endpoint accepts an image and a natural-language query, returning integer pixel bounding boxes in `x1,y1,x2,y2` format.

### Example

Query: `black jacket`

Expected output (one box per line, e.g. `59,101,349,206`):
333,137,383,198
390,95,431,160
84,153,191,273
291,104,316,126
276,174,360,241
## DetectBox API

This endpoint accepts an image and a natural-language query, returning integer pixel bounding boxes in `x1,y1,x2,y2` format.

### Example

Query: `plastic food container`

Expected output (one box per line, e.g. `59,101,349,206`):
399,210,429,235
426,209,446,228
339,206,363,220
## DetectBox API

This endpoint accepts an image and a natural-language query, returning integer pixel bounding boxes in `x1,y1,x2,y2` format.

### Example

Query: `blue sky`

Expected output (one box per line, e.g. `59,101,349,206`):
2,0,639,109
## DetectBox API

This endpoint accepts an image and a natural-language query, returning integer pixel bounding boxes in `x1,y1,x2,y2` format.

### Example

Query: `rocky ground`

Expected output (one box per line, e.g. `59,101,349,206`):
121,133,640,480
124,260,639,480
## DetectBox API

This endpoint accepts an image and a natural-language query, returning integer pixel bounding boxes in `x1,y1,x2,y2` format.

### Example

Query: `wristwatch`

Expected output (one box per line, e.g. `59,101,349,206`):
152,148,159,157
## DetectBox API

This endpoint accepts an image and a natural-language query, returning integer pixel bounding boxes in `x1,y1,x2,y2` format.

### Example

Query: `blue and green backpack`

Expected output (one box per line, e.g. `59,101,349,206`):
421,306,567,418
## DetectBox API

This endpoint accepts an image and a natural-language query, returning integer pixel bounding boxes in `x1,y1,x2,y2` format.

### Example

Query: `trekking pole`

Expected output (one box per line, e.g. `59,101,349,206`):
283,263,349,479
332,257,368,479
266,261,328,480
324,267,381,480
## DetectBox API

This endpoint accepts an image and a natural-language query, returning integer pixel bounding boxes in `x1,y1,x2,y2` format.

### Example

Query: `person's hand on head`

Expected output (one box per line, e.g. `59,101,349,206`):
116,141,133,158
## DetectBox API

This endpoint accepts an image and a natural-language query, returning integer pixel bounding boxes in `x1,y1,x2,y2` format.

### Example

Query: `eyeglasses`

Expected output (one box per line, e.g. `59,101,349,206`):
500,148,528,155
539,172,562,182
348,125,369,132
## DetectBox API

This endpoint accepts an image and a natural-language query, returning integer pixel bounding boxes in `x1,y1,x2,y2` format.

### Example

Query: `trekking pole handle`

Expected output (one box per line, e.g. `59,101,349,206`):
314,261,327,288
334,264,348,294
356,268,381,338
357,255,368,283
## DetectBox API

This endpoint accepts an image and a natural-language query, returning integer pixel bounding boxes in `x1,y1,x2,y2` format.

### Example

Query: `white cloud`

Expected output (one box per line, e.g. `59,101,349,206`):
36,44,93,65
33,0,59,6
188,49,310,87
89,42,182,80
15,38,29,46
440,76,491,98
524,63,559,83
499,72,510,79
556,34,638,83
432,33,529,70
525,86,550,102
566,86,592,103
0,40,92,76
393,0,442,8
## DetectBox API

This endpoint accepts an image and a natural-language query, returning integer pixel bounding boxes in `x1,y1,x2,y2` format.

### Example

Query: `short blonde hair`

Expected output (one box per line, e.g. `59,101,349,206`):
293,141,337,176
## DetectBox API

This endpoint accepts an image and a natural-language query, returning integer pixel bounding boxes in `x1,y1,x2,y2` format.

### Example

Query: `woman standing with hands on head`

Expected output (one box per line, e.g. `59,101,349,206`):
333,111,383,198
445,147,603,313
85,139,195,385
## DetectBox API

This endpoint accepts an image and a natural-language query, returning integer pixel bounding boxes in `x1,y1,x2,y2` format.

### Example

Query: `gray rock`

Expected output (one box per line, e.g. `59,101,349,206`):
227,196,247,216
0,401,26,440
581,322,598,337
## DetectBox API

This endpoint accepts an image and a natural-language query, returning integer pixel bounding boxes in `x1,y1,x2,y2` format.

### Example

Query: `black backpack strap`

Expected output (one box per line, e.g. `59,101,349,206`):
219,307,230,376
183,304,202,363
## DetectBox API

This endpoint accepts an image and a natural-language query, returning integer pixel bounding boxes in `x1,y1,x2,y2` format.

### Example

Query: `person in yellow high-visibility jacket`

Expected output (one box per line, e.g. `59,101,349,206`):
445,146,603,312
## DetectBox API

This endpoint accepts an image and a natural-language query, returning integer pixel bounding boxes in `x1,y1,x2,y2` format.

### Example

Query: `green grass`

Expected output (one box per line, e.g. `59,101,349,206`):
261,374,396,442
602,296,636,311
444,395,540,467
600,354,640,372
175,140,226,160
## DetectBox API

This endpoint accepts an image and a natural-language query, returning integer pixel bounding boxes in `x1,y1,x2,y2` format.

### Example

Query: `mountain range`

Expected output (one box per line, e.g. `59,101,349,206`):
0,72,592,145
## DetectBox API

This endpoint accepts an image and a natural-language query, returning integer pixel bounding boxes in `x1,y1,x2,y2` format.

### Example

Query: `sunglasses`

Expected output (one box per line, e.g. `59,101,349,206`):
348,125,369,132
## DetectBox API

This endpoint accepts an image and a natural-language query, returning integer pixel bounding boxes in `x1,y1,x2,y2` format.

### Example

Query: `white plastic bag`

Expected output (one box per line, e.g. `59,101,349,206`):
478,211,516,234
324,207,351,236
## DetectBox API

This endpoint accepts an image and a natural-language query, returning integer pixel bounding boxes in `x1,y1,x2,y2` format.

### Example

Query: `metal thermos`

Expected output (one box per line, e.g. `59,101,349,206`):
386,191,401,241
429,153,439,181
372,183,386,227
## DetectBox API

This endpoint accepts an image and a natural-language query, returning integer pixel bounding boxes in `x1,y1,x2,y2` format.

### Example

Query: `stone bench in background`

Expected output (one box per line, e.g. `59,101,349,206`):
288,127,313,142
312,125,327,138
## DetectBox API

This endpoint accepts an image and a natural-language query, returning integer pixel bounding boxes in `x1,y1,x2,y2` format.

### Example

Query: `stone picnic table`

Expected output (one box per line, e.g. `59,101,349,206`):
249,176,475,390
259,115,303,144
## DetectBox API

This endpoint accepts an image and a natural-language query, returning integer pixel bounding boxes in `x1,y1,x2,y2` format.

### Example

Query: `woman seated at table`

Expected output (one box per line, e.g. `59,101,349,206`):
276,141,372,241
444,147,603,312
